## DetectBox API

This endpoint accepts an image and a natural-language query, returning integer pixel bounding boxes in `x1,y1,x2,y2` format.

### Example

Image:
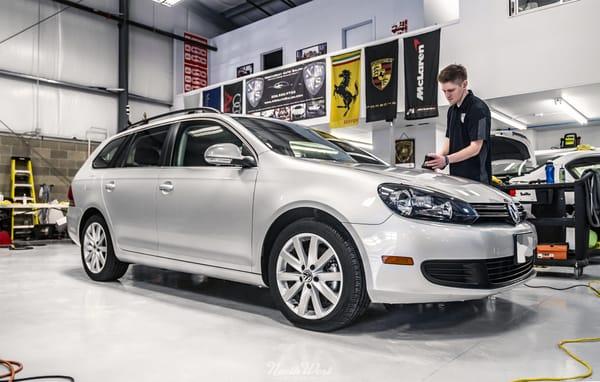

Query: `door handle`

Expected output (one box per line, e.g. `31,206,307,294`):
104,181,116,192
159,181,174,193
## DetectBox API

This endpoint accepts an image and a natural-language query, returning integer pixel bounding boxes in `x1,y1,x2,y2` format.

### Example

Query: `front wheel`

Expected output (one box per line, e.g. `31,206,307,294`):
80,214,128,282
268,218,370,331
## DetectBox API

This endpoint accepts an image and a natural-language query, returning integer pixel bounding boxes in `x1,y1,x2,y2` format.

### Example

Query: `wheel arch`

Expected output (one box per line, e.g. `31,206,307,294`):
259,206,371,288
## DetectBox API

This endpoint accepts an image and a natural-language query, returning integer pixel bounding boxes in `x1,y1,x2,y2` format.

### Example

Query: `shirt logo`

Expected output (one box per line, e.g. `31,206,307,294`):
460,113,466,123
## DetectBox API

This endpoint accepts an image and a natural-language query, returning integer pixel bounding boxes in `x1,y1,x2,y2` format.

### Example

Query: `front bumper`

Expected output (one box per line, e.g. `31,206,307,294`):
351,215,537,304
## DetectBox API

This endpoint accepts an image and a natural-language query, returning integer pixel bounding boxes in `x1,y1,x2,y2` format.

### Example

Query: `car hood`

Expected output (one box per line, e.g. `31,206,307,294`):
330,163,512,204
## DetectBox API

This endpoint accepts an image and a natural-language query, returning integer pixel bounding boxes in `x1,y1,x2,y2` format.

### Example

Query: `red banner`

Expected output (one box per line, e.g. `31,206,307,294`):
183,32,208,93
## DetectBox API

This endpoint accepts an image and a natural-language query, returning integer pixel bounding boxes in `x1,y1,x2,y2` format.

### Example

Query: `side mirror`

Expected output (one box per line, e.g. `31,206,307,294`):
205,143,256,168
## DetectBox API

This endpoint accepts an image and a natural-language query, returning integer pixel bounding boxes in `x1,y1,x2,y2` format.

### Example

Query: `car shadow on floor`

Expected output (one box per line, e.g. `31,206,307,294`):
339,297,538,340
62,264,539,339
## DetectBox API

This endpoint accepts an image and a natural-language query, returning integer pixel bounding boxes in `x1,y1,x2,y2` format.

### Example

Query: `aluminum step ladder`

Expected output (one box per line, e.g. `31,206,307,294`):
10,156,38,240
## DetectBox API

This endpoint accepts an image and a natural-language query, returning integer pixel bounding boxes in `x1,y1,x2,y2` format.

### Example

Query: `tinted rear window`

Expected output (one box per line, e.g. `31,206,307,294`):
93,136,128,169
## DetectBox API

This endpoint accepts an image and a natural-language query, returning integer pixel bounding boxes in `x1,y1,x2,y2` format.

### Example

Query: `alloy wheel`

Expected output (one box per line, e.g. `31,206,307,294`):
275,233,343,320
83,222,108,274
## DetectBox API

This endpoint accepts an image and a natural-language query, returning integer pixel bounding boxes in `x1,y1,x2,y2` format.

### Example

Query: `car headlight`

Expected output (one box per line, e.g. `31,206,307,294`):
377,183,478,224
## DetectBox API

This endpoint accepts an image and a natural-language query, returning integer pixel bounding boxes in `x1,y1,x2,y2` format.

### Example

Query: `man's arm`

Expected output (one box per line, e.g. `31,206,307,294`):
438,138,449,156
426,140,483,169
448,140,483,164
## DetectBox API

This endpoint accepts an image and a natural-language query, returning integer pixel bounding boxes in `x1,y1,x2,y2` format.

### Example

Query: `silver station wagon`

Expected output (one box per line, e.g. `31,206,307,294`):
68,108,536,331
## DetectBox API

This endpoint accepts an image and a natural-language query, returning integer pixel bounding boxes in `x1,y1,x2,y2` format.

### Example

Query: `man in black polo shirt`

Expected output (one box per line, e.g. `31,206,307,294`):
425,64,492,184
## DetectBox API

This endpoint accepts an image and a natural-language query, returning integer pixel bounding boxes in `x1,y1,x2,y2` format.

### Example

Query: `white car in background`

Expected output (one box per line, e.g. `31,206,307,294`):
491,131,537,182
510,150,600,184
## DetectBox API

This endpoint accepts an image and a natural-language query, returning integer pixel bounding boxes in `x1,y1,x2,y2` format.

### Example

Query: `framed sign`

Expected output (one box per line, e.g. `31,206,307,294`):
183,32,208,92
296,42,327,62
395,138,415,168
246,59,326,122
237,63,254,78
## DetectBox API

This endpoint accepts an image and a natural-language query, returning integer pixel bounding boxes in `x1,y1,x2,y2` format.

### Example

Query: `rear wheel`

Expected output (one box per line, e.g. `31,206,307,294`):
81,214,128,281
268,218,369,331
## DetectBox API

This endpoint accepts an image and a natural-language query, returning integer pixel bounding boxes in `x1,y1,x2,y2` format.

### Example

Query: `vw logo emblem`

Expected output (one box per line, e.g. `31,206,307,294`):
508,202,520,225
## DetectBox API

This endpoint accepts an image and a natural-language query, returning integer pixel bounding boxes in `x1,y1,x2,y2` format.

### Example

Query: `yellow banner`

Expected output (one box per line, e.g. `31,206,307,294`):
330,50,361,128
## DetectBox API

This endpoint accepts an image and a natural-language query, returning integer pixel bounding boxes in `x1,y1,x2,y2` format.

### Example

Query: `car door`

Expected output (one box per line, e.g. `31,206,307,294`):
156,119,258,271
102,124,171,255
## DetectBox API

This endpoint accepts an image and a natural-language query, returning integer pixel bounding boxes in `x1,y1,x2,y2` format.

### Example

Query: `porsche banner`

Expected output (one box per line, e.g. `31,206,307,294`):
365,40,398,122
223,81,243,114
404,29,440,120
330,50,361,128
245,59,326,121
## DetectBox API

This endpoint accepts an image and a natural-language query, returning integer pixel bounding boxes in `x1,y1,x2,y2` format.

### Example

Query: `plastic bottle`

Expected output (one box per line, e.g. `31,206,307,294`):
545,160,555,184
559,165,566,183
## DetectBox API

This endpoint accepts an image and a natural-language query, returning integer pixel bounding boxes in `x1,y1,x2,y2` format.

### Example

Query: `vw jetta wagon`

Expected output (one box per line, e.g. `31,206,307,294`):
68,108,536,331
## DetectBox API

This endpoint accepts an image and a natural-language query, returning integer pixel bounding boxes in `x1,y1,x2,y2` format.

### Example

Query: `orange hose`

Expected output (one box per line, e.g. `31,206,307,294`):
0,359,23,382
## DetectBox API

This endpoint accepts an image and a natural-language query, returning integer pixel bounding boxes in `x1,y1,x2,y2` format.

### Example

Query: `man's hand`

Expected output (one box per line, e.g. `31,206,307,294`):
425,153,447,170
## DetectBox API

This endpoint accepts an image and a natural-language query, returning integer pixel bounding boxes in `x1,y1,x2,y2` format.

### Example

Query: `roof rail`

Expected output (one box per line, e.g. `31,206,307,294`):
127,107,221,130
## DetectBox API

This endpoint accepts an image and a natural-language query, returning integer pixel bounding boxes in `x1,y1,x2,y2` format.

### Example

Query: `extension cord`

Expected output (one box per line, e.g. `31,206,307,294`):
512,280,600,382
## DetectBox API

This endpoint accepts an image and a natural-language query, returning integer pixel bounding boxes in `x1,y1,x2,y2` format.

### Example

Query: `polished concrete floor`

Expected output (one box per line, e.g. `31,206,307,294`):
1,243,599,381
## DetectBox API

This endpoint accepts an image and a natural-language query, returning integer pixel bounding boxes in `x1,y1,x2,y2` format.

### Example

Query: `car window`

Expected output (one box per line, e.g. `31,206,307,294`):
93,136,128,169
328,140,386,165
123,125,170,167
234,117,356,163
173,121,250,167
566,156,600,179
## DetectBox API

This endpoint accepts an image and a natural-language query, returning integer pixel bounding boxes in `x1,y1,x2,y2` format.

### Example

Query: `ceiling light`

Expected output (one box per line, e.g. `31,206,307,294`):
491,110,527,130
554,97,588,125
152,0,183,7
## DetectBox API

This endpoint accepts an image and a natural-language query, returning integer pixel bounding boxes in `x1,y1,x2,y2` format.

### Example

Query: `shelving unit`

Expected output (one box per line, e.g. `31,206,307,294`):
501,171,597,279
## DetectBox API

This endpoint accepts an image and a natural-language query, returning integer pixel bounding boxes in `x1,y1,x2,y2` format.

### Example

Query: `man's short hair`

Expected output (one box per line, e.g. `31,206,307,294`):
438,64,468,83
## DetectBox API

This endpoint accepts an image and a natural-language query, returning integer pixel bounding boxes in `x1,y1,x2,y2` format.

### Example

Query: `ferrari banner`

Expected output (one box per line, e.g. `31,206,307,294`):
365,40,399,122
404,29,440,120
330,50,361,128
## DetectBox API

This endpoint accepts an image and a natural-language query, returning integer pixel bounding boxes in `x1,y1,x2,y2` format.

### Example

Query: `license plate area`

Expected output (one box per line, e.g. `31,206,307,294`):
515,232,534,264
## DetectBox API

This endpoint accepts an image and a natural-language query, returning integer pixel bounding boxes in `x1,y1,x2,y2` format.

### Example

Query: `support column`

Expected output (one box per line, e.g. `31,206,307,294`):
117,0,129,132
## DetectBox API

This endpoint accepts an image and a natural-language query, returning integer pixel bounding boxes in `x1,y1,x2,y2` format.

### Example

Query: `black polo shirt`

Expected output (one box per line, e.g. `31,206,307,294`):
445,90,492,184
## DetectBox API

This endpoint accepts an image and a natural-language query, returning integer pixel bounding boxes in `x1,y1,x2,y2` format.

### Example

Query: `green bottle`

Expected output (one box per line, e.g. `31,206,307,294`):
559,165,566,183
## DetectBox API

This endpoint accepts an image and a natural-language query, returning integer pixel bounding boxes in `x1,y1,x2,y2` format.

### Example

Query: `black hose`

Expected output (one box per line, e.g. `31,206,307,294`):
582,169,600,228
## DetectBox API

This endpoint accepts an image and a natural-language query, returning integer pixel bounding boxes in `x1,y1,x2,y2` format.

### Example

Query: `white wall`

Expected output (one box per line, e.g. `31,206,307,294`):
424,0,459,26
532,123,600,150
0,0,225,139
439,0,600,101
372,121,437,165
209,0,425,84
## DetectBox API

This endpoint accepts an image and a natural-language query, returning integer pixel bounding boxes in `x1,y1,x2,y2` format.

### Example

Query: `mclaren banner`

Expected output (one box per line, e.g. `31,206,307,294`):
330,50,361,128
245,59,326,121
404,29,440,120
365,40,398,122
223,81,243,114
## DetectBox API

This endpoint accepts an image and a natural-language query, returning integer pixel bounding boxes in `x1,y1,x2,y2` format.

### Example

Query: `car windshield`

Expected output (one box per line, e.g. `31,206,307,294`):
233,117,356,163
566,155,600,178
492,159,535,176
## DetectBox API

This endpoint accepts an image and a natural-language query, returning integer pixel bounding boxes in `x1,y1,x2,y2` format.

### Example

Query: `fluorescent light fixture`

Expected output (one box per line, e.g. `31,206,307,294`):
491,110,527,130
152,0,183,6
554,97,588,125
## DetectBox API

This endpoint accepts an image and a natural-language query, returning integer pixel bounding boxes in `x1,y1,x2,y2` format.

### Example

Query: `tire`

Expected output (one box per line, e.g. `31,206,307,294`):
80,214,128,282
268,218,370,331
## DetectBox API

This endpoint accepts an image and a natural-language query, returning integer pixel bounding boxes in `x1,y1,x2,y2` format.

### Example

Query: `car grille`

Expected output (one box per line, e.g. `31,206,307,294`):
471,203,526,225
421,254,534,289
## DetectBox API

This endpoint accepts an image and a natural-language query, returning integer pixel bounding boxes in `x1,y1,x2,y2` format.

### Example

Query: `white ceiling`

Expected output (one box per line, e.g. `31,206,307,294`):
487,82,600,128
192,0,246,13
